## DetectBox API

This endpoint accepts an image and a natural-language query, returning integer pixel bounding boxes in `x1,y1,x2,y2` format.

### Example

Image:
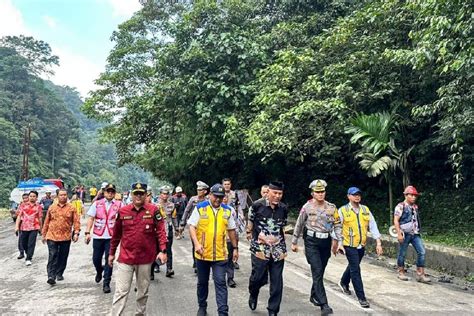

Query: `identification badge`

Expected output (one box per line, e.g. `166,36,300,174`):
143,215,152,219
122,216,133,220
200,214,209,219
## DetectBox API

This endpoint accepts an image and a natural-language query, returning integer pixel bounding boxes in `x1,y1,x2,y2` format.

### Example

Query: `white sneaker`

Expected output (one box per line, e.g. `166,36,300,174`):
25,260,32,266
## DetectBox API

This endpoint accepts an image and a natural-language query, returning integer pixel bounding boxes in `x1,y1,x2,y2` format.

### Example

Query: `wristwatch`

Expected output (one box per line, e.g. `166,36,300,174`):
233,246,239,250
84,232,90,235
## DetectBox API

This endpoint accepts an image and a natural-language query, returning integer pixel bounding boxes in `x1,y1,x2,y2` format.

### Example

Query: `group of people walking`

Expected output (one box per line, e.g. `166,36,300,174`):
12,177,431,316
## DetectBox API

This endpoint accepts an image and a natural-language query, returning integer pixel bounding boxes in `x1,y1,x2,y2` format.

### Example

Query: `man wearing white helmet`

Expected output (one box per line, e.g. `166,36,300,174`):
92,182,109,203
171,186,187,239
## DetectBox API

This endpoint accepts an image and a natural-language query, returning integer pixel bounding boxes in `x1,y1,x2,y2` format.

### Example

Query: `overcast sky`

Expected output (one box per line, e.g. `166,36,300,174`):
0,0,142,97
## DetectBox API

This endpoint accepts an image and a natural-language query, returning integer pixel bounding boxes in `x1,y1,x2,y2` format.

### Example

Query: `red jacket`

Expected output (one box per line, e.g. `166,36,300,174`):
110,202,168,265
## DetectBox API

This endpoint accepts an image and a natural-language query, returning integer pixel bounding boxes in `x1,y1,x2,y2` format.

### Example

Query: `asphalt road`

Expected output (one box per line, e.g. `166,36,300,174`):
0,212,472,315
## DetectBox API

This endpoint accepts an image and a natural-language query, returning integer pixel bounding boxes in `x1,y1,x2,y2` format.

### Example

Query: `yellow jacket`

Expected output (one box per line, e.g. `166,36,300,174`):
336,204,371,247
194,201,231,261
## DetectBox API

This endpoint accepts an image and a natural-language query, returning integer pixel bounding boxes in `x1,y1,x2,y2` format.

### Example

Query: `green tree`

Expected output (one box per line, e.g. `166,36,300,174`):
346,112,414,221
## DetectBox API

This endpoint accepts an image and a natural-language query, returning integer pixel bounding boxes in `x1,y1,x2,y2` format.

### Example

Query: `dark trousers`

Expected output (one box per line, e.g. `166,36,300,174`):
196,259,228,316
18,231,24,255
166,224,173,270
341,246,366,300
92,239,112,284
20,230,38,260
226,241,234,280
304,235,331,305
47,240,71,279
177,213,184,231
249,254,284,314
191,240,196,267
42,211,48,228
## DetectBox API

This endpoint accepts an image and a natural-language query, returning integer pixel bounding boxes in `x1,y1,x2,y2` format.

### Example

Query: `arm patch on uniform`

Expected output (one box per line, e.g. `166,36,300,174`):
155,212,162,221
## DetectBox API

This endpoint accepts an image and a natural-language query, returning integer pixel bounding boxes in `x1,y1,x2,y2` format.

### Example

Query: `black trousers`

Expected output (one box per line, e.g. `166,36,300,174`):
304,235,332,305
341,246,366,300
47,240,71,279
166,224,174,270
20,230,39,260
226,241,234,280
18,231,24,255
197,259,228,315
248,255,284,314
92,239,112,284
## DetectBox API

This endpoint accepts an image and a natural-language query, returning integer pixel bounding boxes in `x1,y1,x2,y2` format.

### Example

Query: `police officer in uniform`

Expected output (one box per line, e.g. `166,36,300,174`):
180,180,209,273
291,180,341,315
109,182,168,316
158,185,177,277
188,184,239,316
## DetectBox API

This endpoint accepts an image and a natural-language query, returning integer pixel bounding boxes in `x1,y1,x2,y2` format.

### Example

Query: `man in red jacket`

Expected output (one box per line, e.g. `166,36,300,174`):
109,182,168,316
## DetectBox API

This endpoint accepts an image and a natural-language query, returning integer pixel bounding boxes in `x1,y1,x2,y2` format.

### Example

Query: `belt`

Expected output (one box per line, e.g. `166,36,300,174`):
306,230,329,239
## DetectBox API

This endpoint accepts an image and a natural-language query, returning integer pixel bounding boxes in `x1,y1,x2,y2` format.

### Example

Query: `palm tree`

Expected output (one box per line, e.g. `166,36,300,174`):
345,111,413,222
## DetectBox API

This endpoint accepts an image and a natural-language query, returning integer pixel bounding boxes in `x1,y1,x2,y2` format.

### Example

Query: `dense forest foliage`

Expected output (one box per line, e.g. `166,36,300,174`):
83,0,472,244
0,36,156,207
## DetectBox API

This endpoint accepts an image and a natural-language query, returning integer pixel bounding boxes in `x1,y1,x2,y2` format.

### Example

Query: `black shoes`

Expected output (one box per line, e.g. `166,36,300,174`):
103,284,111,293
359,299,370,308
17,254,25,259
197,307,207,316
47,278,56,285
321,303,334,315
166,269,175,278
150,273,155,281
227,278,236,288
56,275,64,281
154,266,160,273
95,270,102,283
248,295,257,311
339,281,351,295
233,262,240,269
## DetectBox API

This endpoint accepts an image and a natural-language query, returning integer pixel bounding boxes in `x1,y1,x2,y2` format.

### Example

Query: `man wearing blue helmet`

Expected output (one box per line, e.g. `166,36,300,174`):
334,187,383,309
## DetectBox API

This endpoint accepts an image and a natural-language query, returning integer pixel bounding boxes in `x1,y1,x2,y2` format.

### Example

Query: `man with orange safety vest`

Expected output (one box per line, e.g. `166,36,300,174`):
394,185,431,283
84,183,122,293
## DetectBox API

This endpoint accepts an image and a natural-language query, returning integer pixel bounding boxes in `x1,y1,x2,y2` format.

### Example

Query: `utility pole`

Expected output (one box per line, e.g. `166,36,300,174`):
21,124,31,180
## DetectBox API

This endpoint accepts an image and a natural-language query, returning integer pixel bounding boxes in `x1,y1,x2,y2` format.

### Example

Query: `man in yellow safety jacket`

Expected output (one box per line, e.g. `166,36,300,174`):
334,187,383,309
188,183,239,316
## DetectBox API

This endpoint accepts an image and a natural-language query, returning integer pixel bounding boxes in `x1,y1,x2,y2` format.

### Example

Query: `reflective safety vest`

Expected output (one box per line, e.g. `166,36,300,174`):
93,199,122,237
339,204,371,247
194,201,231,261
